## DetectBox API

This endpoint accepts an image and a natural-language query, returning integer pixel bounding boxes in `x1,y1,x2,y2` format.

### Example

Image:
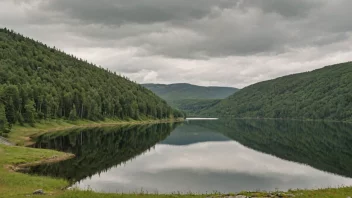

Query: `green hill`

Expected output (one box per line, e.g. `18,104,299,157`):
202,62,352,122
0,28,183,134
142,83,238,115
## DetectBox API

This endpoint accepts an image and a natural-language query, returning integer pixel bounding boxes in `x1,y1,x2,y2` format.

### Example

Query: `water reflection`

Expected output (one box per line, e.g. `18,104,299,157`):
194,119,352,178
75,141,352,193
27,123,179,182
27,119,352,194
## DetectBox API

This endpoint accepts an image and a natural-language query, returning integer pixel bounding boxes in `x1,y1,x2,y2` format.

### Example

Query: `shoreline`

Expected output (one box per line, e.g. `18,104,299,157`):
6,118,185,146
5,116,351,146
205,116,352,124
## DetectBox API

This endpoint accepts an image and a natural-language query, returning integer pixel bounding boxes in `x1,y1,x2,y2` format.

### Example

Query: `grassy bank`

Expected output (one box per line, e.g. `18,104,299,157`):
6,118,184,146
0,144,70,198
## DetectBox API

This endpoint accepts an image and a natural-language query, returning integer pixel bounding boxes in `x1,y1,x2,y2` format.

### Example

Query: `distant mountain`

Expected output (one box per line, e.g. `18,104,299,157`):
202,62,352,122
142,83,238,115
142,83,238,100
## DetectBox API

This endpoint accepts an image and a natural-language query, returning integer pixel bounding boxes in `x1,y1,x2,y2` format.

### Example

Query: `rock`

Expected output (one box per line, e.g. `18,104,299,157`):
33,189,44,195
235,196,248,198
347,196,351,198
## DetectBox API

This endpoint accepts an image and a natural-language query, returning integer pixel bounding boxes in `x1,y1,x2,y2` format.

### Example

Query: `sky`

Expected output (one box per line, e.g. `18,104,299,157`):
1,0,352,88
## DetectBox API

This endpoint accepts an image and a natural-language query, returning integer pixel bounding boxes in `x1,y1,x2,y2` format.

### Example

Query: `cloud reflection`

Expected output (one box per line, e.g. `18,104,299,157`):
74,141,352,193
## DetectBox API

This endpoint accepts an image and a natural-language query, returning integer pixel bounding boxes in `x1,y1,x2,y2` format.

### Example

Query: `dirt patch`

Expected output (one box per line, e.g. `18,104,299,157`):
23,136,34,146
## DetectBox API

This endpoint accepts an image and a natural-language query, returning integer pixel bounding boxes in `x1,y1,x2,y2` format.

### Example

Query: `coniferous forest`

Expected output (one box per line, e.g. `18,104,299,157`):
0,28,184,134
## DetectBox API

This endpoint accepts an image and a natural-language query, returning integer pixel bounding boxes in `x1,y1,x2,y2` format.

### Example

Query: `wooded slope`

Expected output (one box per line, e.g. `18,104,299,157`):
202,62,352,122
0,28,183,134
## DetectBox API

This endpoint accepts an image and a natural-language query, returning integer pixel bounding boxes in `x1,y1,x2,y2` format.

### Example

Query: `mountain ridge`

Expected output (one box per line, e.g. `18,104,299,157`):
142,83,238,100
143,83,236,89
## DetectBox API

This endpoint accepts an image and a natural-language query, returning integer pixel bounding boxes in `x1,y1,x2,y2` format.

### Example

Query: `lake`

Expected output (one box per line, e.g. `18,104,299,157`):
27,119,352,194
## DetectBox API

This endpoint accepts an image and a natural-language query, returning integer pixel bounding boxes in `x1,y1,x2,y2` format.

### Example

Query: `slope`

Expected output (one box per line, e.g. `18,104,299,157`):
202,62,352,122
0,28,183,134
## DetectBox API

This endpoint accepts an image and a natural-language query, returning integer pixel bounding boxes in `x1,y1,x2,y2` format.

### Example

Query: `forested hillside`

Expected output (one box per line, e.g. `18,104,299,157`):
202,62,352,122
143,83,237,116
0,28,183,134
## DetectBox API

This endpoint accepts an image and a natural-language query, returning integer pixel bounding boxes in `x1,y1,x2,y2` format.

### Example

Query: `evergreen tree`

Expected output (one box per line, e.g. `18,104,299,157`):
0,103,9,133
5,99,16,127
69,104,78,121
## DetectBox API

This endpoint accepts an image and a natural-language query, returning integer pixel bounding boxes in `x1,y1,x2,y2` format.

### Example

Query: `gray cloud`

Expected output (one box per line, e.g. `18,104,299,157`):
0,0,351,88
240,0,323,18
37,0,236,25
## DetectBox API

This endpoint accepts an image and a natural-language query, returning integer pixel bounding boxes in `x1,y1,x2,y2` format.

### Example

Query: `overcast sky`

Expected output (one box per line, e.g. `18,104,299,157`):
1,0,351,88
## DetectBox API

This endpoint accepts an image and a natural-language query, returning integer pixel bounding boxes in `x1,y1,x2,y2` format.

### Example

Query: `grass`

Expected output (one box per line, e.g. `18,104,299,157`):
0,144,69,198
1,119,352,198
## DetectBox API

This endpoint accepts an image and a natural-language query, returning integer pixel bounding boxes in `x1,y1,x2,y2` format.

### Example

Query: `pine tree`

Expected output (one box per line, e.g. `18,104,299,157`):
69,104,78,121
0,103,9,133
5,99,16,128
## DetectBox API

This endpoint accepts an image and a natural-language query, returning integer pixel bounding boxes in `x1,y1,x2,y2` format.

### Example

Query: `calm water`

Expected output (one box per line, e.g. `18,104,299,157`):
28,119,352,194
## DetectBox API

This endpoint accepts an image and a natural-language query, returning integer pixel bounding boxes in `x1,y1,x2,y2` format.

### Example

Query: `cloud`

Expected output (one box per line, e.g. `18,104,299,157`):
0,0,351,88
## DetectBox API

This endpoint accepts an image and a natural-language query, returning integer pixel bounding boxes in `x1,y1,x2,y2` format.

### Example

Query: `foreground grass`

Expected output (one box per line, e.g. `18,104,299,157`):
7,118,183,146
0,144,69,198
